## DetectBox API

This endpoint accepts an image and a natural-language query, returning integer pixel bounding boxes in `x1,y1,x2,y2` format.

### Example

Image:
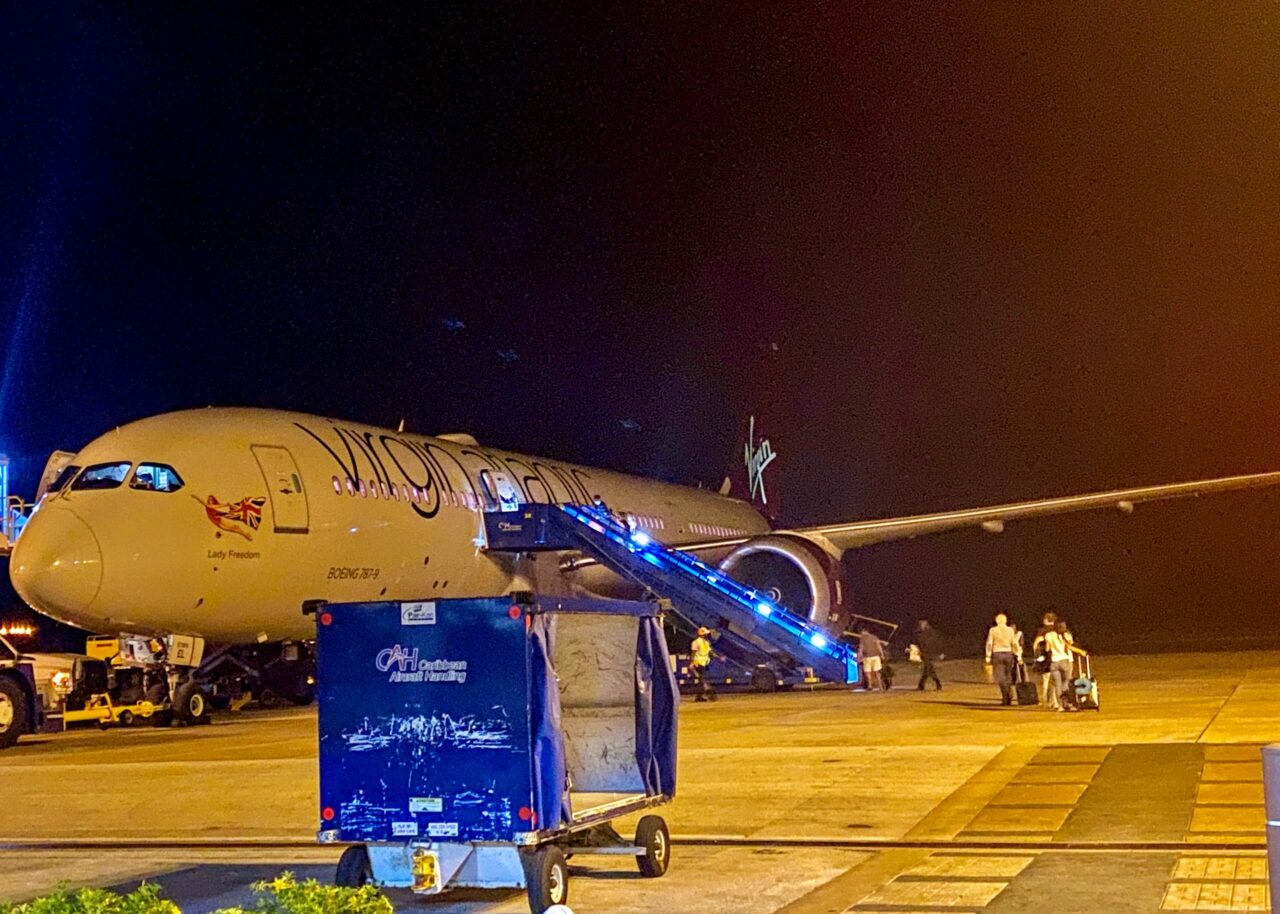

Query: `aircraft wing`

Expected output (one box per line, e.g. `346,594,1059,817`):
793,470,1280,553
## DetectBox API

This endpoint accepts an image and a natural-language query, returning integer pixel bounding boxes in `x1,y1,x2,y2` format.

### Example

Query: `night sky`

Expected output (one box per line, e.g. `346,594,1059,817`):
3,5,1279,652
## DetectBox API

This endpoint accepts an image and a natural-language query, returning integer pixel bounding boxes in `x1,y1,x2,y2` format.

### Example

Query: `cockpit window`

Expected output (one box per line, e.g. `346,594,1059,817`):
71,462,132,490
47,465,80,493
130,463,185,493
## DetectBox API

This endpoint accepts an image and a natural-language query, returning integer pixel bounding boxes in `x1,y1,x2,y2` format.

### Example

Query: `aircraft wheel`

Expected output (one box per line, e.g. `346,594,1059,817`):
335,845,371,887
0,677,28,749
118,710,135,727
635,815,670,877
174,681,210,725
523,845,568,913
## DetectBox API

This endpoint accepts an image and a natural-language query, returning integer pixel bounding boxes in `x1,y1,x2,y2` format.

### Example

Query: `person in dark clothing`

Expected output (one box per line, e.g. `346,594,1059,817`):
914,619,943,691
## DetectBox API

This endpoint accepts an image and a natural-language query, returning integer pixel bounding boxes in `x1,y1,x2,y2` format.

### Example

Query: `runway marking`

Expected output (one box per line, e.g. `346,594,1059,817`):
1202,762,1262,782
964,806,1071,833
1161,880,1269,910
1189,747,1266,844
1204,746,1267,763
1196,783,1265,806
955,745,1107,844
1174,857,1268,881
1190,807,1264,834
857,878,1008,907
903,854,1034,879
1030,746,1111,765
1162,853,1269,911
1010,763,1098,783
988,783,1088,806
902,745,1042,842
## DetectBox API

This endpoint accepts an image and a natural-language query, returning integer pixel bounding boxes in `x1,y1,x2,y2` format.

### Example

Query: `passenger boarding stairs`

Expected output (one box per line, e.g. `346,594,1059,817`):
483,503,859,684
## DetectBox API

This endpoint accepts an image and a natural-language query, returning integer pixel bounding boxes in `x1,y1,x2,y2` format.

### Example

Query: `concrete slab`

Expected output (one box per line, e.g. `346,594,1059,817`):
6,650,1280,911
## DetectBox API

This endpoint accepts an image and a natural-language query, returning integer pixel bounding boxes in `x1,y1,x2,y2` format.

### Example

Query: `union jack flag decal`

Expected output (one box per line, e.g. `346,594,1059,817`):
194,495,268,540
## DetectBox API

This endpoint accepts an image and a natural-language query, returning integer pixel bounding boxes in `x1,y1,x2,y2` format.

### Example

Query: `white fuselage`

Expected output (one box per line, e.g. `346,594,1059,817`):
10,408,770,642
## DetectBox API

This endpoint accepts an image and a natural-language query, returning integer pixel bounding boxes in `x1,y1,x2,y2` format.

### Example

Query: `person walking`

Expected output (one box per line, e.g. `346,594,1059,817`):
857,625,888,691
689,627,716,702
1032,611,1059,709
1046,620,1078,712
984,612,1021,706
915,619,943,691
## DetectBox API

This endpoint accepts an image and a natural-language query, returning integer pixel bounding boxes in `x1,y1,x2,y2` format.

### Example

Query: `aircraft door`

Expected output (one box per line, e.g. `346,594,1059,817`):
251,445,310,533
479,469,523,511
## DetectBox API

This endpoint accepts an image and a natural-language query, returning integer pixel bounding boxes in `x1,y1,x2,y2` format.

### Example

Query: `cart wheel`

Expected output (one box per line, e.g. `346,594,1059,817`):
635,815,670,877
150,709,173,728
118,710,134,727
523,845,568,913
751,667,777,692
335,844,372,887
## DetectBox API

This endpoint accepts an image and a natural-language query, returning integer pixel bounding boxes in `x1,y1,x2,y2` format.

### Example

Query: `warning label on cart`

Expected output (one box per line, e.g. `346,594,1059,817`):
427,822,459,837
410,797,444,813
392,821,419,837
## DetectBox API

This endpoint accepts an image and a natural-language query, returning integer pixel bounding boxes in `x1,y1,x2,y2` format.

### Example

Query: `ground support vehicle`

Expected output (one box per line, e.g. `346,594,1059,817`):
0,635,49,748
314,595,678,913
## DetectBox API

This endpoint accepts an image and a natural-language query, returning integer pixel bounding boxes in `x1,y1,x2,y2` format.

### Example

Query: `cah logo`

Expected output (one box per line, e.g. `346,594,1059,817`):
744,415,777,505
376,644,420,673
193,495,266,541
401,602,437,626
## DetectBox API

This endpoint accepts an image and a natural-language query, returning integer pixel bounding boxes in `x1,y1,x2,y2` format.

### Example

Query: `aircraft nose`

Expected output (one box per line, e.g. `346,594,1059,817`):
9,506,103,623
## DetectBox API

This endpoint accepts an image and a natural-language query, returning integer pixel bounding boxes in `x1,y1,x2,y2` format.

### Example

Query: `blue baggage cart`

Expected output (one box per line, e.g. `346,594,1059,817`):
314,595,678,913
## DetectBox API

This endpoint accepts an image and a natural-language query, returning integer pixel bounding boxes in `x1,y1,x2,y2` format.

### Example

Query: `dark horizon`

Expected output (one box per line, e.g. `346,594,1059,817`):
3,5,1280,654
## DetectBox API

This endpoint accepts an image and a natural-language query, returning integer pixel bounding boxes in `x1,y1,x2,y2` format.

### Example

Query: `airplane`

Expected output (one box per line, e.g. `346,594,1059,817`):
7,406,1280,729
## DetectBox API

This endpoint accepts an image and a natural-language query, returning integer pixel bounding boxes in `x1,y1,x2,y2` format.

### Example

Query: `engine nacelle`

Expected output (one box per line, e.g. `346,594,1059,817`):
717,533,849,634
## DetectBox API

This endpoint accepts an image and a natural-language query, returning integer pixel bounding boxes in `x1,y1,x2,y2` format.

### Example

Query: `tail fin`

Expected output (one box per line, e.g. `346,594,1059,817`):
727,415,780,517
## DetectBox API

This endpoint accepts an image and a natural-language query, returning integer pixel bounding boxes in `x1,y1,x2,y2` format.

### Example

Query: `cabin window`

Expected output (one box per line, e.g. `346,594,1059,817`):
72,462,132,491
345,478,355,496
47,465,80,493
369,479,379,499
129,463,185,493
358,479,367,497
332,476,341,495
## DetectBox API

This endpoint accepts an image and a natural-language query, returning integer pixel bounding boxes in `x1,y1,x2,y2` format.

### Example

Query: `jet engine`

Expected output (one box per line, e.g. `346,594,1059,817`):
716,533,849,634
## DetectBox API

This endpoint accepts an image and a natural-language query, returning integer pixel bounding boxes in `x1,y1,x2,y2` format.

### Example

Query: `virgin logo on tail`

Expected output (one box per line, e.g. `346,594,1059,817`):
744,415,777,505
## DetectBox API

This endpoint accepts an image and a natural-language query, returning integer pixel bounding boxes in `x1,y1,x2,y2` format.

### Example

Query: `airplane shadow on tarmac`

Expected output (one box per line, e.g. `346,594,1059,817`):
925,699,1036,711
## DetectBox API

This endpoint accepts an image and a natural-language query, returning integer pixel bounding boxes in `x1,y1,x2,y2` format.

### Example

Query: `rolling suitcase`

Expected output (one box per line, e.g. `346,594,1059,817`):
1073,653,1100,711
1015,662,1039,706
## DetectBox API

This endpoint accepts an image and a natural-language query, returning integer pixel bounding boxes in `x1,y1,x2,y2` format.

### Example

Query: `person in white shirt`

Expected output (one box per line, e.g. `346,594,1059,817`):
1045,620,1079,712
984,613,1022,706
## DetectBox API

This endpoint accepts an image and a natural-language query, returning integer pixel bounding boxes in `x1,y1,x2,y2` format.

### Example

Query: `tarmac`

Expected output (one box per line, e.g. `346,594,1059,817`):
2,650,1278,913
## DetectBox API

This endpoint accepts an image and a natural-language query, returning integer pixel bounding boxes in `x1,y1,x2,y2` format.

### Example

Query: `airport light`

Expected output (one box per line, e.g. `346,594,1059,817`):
809,633,827,649
631,530,651,546
756,602,773,617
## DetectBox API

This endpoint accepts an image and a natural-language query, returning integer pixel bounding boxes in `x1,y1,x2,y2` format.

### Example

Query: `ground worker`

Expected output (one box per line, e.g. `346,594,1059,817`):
690,627,716,702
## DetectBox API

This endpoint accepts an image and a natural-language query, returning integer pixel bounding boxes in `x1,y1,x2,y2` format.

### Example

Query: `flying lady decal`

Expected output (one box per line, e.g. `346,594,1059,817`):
194,494,266,540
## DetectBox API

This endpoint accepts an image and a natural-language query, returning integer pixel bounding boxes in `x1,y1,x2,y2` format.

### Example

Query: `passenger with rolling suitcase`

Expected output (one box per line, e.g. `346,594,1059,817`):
1045,621,1078,712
